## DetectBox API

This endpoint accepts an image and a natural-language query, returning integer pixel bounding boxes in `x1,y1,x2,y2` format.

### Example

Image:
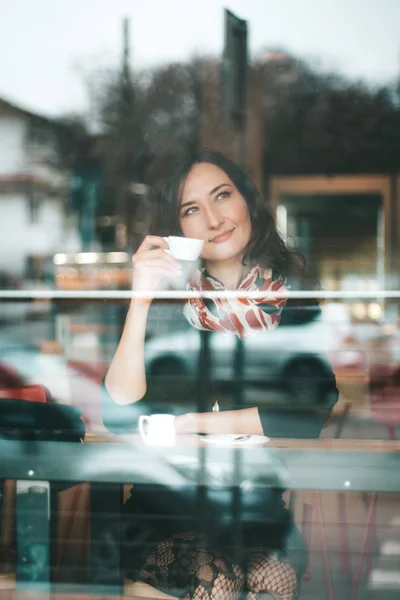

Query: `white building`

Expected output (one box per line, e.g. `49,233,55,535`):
0,97,80,283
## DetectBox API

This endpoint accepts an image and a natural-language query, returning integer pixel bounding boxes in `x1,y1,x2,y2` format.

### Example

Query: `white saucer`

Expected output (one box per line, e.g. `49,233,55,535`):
199,434,270,446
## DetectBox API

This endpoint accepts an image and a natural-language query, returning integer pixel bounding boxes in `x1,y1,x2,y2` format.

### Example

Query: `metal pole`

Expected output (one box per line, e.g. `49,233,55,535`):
198,330,211,413
234,337,245,408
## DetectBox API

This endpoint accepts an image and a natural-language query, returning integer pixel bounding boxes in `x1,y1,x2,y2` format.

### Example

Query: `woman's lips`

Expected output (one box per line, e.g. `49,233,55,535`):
210,229,234,243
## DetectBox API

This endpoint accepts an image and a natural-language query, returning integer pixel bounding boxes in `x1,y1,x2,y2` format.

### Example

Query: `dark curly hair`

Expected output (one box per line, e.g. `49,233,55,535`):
151,149,316,292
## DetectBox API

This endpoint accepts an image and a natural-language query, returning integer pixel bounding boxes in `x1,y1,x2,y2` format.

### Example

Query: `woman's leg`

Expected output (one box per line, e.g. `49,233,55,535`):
139,531,244,600
283,523,308,582
246,552,299,600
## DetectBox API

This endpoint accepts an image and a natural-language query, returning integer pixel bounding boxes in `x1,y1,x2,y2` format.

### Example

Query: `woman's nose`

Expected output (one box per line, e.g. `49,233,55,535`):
204,205,224,229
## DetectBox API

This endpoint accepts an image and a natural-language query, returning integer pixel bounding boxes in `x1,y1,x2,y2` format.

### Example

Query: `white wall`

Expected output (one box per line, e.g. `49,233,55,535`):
0,194,27,274
40,198,64,232
29,197,68,254
0,117,26,174
0,193,72,277
0,113,80,277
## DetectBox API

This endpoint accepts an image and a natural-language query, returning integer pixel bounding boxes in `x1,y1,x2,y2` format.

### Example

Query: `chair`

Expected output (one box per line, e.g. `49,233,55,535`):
369,365,400,440
0,385,50,588
0,384,50,536
0,384,85,584
291,401,351,600
349,366,400,600
0,384,50,404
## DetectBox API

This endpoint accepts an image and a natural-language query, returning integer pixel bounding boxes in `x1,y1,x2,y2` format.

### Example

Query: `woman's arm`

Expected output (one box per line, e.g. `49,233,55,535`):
105,235,180,406
104,300,150,406
175,407,264,435
101,235,181,433
174,368,339,439
101,299,154,434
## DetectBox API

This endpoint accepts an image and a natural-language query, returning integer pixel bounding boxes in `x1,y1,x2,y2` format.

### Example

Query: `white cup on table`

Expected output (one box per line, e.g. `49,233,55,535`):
163,236,204,261
138,414,176,446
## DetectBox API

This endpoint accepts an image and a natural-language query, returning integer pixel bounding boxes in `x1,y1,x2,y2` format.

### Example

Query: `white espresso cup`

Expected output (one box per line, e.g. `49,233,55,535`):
138,414,176,446
163,236,204,261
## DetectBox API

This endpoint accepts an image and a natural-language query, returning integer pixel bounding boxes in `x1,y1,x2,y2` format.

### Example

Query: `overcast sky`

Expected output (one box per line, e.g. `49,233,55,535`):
0,0,399,117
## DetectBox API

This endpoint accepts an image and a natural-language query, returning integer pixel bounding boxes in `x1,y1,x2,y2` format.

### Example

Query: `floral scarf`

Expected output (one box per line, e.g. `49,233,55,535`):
183,265,289,339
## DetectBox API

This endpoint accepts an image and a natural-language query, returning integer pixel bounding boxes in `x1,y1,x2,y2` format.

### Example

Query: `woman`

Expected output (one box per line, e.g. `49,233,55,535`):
102,150,338,599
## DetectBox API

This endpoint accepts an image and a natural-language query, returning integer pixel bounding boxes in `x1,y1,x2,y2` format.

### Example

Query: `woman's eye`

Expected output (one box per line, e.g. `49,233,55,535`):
183,206,198,217
216,190,230,200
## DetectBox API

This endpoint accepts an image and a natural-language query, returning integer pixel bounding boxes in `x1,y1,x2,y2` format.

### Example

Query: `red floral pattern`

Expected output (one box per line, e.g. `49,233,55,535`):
183,266,288,339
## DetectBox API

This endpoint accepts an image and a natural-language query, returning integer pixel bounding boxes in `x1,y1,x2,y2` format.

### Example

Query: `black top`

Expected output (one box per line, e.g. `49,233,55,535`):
101,300,339,439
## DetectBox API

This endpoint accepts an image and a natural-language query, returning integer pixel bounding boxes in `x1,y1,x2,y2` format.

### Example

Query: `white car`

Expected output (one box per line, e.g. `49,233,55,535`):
145,303,366,406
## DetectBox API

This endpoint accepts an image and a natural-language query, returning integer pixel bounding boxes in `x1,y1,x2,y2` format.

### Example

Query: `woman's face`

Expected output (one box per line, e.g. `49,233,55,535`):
178,162,252,265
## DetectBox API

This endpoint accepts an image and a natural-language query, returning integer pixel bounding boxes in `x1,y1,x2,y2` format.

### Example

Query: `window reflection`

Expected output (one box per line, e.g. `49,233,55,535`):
1,2,400,598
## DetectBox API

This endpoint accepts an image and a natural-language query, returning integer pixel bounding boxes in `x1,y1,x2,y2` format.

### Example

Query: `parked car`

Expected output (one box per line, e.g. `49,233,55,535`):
144,303,367,406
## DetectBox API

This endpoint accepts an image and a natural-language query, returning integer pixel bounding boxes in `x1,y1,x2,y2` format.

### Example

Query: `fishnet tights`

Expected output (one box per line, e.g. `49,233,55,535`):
246,553,298,600
139,532,299,600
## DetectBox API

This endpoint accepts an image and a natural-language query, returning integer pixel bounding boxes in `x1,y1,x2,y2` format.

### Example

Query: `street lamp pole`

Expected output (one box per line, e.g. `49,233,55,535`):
222,9,249,168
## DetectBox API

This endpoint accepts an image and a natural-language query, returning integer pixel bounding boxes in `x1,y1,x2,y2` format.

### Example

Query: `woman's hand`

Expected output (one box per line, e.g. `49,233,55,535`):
131,235,182,304
174,413,199,434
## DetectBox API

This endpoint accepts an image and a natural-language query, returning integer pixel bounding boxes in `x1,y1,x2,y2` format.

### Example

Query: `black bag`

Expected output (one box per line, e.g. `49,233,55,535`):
0,397,86,442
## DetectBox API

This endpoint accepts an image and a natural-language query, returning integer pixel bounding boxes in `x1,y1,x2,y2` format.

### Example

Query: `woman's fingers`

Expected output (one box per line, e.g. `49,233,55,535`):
136,268,181,280
136,235,168,254
132,237,182,295
132,248,180,269
134,259,181,275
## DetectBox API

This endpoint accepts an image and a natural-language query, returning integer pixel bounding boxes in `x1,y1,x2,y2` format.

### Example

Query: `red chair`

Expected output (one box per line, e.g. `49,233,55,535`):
0,384,50,404
349,366,400,600
369,365,400,440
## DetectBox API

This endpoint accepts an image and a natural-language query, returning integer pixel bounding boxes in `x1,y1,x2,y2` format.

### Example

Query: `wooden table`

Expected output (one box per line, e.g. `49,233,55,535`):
86,432,400,452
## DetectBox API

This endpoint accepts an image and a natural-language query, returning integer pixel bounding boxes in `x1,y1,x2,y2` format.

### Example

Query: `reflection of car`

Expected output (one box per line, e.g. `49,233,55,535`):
0,278,51,323
0,275,30,323
145,304,366,405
